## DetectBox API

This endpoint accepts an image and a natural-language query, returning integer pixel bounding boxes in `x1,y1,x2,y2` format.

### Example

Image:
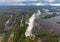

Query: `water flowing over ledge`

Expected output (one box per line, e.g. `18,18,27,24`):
25,10,41,37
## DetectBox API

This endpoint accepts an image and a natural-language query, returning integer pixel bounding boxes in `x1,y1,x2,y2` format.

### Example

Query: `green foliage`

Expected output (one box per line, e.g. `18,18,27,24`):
13,24,28,42
13,18,28,42
42,13,58,19
42,14,55,19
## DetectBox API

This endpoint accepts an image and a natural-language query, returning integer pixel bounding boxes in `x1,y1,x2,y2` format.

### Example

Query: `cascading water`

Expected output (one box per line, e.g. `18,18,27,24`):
25,10,41,37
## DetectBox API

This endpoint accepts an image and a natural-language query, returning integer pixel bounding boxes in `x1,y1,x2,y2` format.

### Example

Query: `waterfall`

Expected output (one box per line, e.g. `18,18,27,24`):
25,10,41,37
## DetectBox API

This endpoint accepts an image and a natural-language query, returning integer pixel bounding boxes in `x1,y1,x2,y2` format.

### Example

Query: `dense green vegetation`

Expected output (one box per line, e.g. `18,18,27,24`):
41,13,57,19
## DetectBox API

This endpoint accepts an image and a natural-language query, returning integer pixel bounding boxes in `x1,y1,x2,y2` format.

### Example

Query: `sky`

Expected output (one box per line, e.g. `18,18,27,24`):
0,0,60,6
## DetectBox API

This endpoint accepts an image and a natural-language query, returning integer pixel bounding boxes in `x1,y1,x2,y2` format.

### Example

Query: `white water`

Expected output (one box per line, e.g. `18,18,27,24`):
25,10,41,37
25,14,35,37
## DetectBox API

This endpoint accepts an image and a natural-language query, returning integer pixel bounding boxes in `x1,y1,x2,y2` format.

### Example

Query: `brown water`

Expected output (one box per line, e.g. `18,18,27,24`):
35,15,60,34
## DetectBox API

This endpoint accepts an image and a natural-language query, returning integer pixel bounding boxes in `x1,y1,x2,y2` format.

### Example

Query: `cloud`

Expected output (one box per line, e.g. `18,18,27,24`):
13,0,26,2
0,0,59,5
12,0,38,3
10,3,26,6
9,2,45,6
33,3,45,6
0,0,6,2
50,4,60,6
44,0,56,2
